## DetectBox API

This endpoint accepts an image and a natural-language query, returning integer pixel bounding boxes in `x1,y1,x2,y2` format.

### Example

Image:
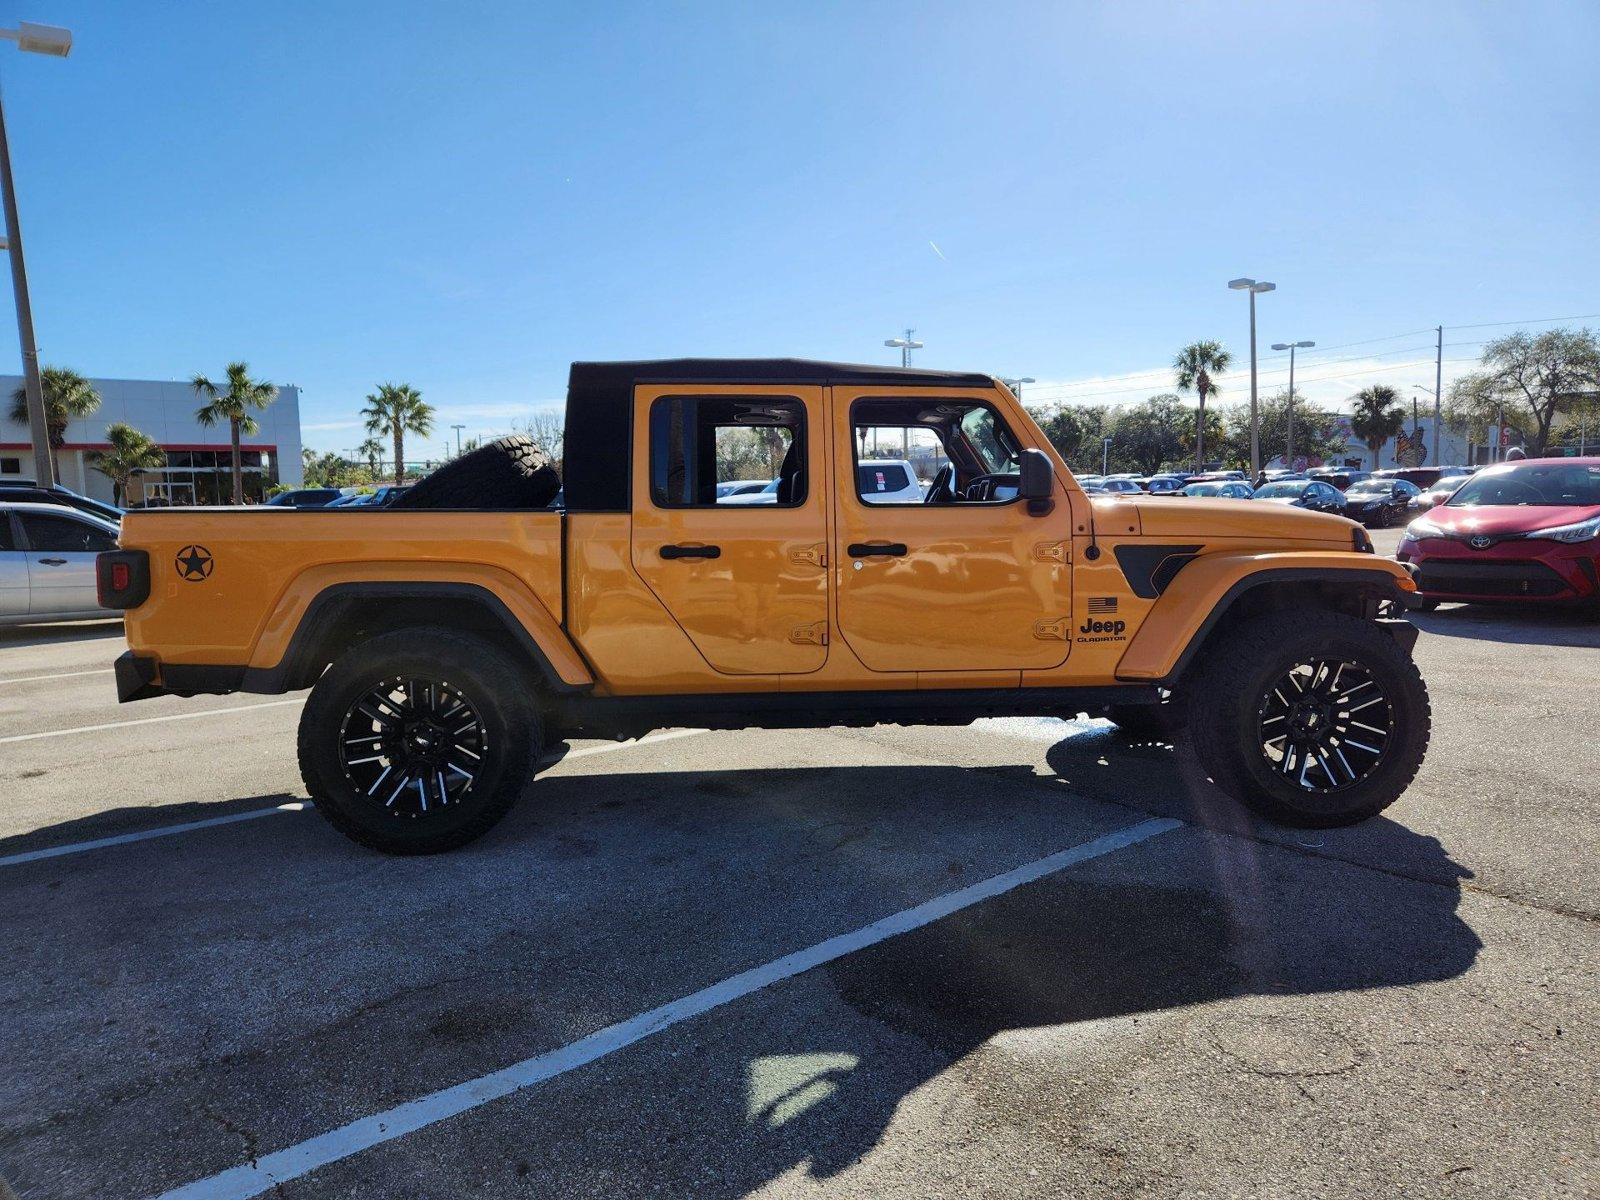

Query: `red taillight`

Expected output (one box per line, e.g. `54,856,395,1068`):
111,562,131,592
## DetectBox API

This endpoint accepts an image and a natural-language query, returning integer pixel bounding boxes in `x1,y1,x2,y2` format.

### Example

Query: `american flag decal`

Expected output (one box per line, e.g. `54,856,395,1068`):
1088,597,1118,614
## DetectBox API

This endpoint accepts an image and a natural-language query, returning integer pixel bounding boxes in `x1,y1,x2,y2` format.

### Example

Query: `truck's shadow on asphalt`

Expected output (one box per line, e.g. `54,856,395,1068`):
494,734,1481,1195
3,737,1480,1197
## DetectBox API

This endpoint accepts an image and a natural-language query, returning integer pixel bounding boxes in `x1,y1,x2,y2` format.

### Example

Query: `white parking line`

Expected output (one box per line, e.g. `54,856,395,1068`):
150,816,1181,1200
0,667,115,686
0,729,708,870
0,803,313,868
0,698,306,746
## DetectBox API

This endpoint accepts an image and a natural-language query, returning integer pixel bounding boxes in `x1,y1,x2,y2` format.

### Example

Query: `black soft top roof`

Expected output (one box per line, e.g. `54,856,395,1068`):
568,358,994,396
561,359,996,513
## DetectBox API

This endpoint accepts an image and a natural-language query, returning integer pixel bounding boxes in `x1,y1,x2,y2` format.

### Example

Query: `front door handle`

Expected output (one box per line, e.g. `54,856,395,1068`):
37,557,68,566
660,543,721,560
847,542,907,558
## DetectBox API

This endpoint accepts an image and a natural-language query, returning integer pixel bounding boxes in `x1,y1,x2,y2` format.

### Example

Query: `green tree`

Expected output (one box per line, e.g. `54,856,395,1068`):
1110,394,1190,474
1349,385,1406,468
192,362,278,504
86,422,165,505
8,366,101,478
1444,328,1600,456
362,383,434,484
1237,389,1351,468
357,437,385,477
1032,404,1108,470
1173,340,1233,470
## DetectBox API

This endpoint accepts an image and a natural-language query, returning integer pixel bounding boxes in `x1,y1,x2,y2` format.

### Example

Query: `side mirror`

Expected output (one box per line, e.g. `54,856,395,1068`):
1019,448,1054,515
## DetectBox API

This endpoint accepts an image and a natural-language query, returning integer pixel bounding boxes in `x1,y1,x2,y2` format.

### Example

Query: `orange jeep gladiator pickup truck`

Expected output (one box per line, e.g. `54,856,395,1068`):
97,359,1428,853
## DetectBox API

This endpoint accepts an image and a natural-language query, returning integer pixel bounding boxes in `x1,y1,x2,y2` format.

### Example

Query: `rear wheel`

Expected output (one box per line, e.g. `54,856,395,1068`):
1189,610,1430,827
298,628,540,854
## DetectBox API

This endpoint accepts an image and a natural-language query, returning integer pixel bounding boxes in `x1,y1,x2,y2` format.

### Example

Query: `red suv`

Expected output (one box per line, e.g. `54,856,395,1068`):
1396,458,1600,609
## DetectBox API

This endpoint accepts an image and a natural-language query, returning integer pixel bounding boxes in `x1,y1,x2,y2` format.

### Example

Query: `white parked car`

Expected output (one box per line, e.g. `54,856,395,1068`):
715,479,771,500
1,501,121,625
855,459,924,503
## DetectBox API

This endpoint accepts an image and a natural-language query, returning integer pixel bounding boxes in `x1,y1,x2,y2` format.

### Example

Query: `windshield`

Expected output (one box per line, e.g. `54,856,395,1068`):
1181,483,1222,496
1254,482,1304,498
958,407,1019,473
1446,464,1600,507
1346,480,1386,495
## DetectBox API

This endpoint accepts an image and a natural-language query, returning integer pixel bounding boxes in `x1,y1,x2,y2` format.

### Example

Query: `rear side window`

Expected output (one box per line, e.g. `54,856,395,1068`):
19,513,116,553
857,463,911,494
650,395,806,508
0,515,14,551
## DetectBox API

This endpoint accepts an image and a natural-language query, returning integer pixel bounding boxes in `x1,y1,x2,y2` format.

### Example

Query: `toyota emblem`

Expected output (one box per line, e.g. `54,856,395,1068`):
1468,534,1493,550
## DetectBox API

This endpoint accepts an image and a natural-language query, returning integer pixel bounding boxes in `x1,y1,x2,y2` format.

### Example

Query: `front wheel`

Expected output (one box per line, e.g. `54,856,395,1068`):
298,628,541,854
1189,610,1430,828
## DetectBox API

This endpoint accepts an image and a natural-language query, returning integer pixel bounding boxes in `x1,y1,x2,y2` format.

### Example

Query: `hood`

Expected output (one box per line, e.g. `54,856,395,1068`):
1129,496,1353,542
1422,503,1600,536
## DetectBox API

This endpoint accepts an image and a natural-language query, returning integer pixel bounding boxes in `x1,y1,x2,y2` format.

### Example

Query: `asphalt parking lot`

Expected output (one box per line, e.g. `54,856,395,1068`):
2,538,1596,1200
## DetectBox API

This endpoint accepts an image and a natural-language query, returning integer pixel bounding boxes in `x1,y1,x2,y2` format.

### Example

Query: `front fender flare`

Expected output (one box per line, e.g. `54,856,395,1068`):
1114,552,1414,685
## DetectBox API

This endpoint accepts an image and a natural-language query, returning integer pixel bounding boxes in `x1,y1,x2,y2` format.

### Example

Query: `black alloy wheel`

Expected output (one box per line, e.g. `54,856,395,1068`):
299,628,540,854
339,677,487,818
1256,659,1392,792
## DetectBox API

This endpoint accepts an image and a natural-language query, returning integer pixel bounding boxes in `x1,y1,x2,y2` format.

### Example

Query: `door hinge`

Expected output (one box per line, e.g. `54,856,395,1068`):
789,620,829,646
1032,616,1071,640
788,542,828,568
1032,540,1069,564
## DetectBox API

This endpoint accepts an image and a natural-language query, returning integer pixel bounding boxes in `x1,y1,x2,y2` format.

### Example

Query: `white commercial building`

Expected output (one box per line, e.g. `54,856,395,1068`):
0,374,303,504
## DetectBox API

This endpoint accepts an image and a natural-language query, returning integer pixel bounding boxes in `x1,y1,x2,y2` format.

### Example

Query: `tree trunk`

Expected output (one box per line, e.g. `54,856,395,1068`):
393,427,404,485
230,418,244,504
1195,382,1208,472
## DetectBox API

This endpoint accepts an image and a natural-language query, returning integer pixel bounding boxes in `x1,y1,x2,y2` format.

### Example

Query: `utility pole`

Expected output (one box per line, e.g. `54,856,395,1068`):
1102,436,1112,475
1433,325,1443,465
883,328,923,368
1271,340,1314,467
451,424,465,456
0,21,73,488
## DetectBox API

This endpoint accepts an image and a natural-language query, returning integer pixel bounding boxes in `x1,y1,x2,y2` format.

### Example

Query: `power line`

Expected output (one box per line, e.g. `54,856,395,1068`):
1444,312,1600,331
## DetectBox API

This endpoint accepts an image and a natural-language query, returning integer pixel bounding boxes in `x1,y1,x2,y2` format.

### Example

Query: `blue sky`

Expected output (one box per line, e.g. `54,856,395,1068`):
4,0,1597,452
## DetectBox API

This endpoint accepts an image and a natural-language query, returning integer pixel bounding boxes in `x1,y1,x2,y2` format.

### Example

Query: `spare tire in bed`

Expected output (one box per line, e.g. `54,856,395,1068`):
389,435,561,510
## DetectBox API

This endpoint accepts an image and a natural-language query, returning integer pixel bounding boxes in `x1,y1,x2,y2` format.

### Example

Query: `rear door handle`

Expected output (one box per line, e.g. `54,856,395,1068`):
38,558,68,566
847,542,907,558
660,544,721,560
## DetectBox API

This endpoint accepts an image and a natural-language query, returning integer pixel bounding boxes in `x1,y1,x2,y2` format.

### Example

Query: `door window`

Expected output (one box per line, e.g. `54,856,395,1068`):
650,396,805,508
0,515,14,550
19,513,116,553
851,398,1022,505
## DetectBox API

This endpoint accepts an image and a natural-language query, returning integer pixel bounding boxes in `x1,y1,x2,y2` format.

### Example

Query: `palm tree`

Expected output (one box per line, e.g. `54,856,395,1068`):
1173,341,1232,471
192,362,278,504
87,422,166,505
8,366,102,479
361,383,434,484
357,437,385,478
1349,385,1406,467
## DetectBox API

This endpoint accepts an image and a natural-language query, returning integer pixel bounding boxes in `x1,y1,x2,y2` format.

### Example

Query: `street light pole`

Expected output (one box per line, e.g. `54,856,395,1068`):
1433,324,1443,466
1271,339,1314,467
1000,376,1035,403
451,424,465,456
1229,278,1275,477
0,21,72,488
883,328,923,369
1101,435,1111,476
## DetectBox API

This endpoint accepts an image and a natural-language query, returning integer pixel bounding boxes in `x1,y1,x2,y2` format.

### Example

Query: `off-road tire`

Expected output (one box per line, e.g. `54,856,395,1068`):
1188,609,1430,828
390,435,560,510
298,628,541,854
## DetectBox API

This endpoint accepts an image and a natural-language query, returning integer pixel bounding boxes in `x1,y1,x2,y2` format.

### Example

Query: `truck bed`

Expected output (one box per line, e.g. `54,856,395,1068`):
118,508,566,679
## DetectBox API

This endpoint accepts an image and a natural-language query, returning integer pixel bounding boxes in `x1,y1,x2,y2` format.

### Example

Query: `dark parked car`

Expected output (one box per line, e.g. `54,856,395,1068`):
0,479,123,523
1373,467,1445,490
1251,479,1346,514
1340,478,1423,527
1307,469,1372,492
1143,474,1189,494
326,485,412,508
266,488,345,508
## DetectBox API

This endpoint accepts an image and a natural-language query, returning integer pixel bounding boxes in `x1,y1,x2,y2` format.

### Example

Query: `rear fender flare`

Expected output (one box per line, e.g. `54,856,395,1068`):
246,566,592,694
